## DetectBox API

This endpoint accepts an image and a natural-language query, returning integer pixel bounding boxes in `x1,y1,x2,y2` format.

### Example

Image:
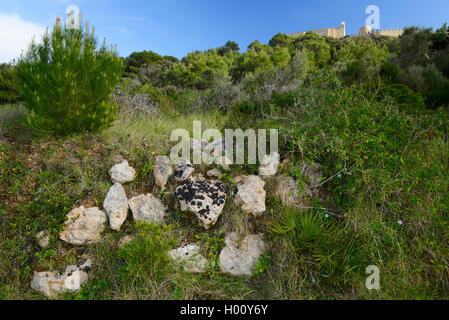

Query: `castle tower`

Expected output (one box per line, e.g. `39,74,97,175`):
359,25,372,35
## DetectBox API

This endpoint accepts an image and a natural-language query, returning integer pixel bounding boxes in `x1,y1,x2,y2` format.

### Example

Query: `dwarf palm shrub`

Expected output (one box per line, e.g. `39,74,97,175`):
15,19,123,135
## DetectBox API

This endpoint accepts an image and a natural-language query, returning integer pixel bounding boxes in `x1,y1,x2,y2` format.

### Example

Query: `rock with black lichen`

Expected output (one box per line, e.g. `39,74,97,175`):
174,159,195,182
175,180,227,230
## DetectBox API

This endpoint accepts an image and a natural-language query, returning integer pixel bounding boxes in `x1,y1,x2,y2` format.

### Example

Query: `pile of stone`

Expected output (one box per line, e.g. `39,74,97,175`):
31,138,324,296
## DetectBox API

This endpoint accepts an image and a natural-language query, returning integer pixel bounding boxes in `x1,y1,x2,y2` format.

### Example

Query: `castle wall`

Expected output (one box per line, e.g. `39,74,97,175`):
287,22,346,39
374,29,404,37
288,23,402,39
358,25,403,37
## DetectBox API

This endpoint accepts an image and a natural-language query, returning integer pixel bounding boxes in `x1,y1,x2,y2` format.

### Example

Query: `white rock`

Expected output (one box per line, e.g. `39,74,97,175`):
204,138,227,157
36,230,50,248
233,175,266,216
153,156,173,189
77,258,92,271
207,168,224,178
109,160,135,184
103,182,129,231
31,265,88,298
258,152,280,176
190,138,209,165
175,180,227,230
128,194,167,224
168,244,209,273
190,138,209,150
59,207,107,245
274,176,302,207
174,159,195,182
219,232,265,276
273,162,323,206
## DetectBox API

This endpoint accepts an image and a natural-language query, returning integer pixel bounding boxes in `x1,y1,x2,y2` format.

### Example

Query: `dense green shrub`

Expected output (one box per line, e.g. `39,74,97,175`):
291,32,331,69
15,19,123,135
378,83,426,110
124,50,165,77
0,64,19,104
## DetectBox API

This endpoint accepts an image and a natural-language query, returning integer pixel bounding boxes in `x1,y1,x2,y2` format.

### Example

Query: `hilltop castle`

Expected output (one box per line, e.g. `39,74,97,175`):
287,22,404,39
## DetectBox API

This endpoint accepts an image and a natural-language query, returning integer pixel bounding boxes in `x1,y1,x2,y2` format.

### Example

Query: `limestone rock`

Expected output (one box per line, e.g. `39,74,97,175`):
153,156,173,189
274,176,303,207
77,257,92,271
189,138,209,165
36,230,50,248
59,207,107,245
302,162,323,190
31,265,88,298
233,175,266,216
175,180,227,230
191,172,206,181
109,160,135,184
258,152,280,177
274,162,323,207
118,235,136,249
204,138,227,157
190,138,209,150
174,159,195,182
168,244,209,273
219,232,265,276
128,194,167,224
207,168,223,178
103,183,129,231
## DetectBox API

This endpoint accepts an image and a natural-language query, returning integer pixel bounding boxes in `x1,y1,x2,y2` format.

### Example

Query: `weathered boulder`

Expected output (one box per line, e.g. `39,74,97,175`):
174,159,195,182
207,168,223,178
258,152,280,177
128,194,167,224
109,160,135,184
168,244,209,273
191,138,209,165
153,156,173,189
233,175,266,216
36,230,50,248
274,176,303,207
175,180,227,230
274,162,323,207
302,162,323,194
59,207,107,245
103,182,129,231
219,232,265,276
31,264,89,298
204,138,227,158
190,138,209,151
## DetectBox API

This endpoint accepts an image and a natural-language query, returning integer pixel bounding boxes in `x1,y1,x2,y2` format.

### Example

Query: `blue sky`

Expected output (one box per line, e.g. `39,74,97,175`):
1,0,448,62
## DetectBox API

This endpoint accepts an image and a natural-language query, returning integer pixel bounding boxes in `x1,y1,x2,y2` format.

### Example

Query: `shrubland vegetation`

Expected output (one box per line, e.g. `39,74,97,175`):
0,19,448,299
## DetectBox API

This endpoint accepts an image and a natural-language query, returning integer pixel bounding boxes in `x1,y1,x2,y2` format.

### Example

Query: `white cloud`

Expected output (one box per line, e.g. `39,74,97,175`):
0,13,46,63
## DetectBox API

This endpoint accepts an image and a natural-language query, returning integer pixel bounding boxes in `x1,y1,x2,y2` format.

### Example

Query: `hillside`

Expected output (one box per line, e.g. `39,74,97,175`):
0,22,449,300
